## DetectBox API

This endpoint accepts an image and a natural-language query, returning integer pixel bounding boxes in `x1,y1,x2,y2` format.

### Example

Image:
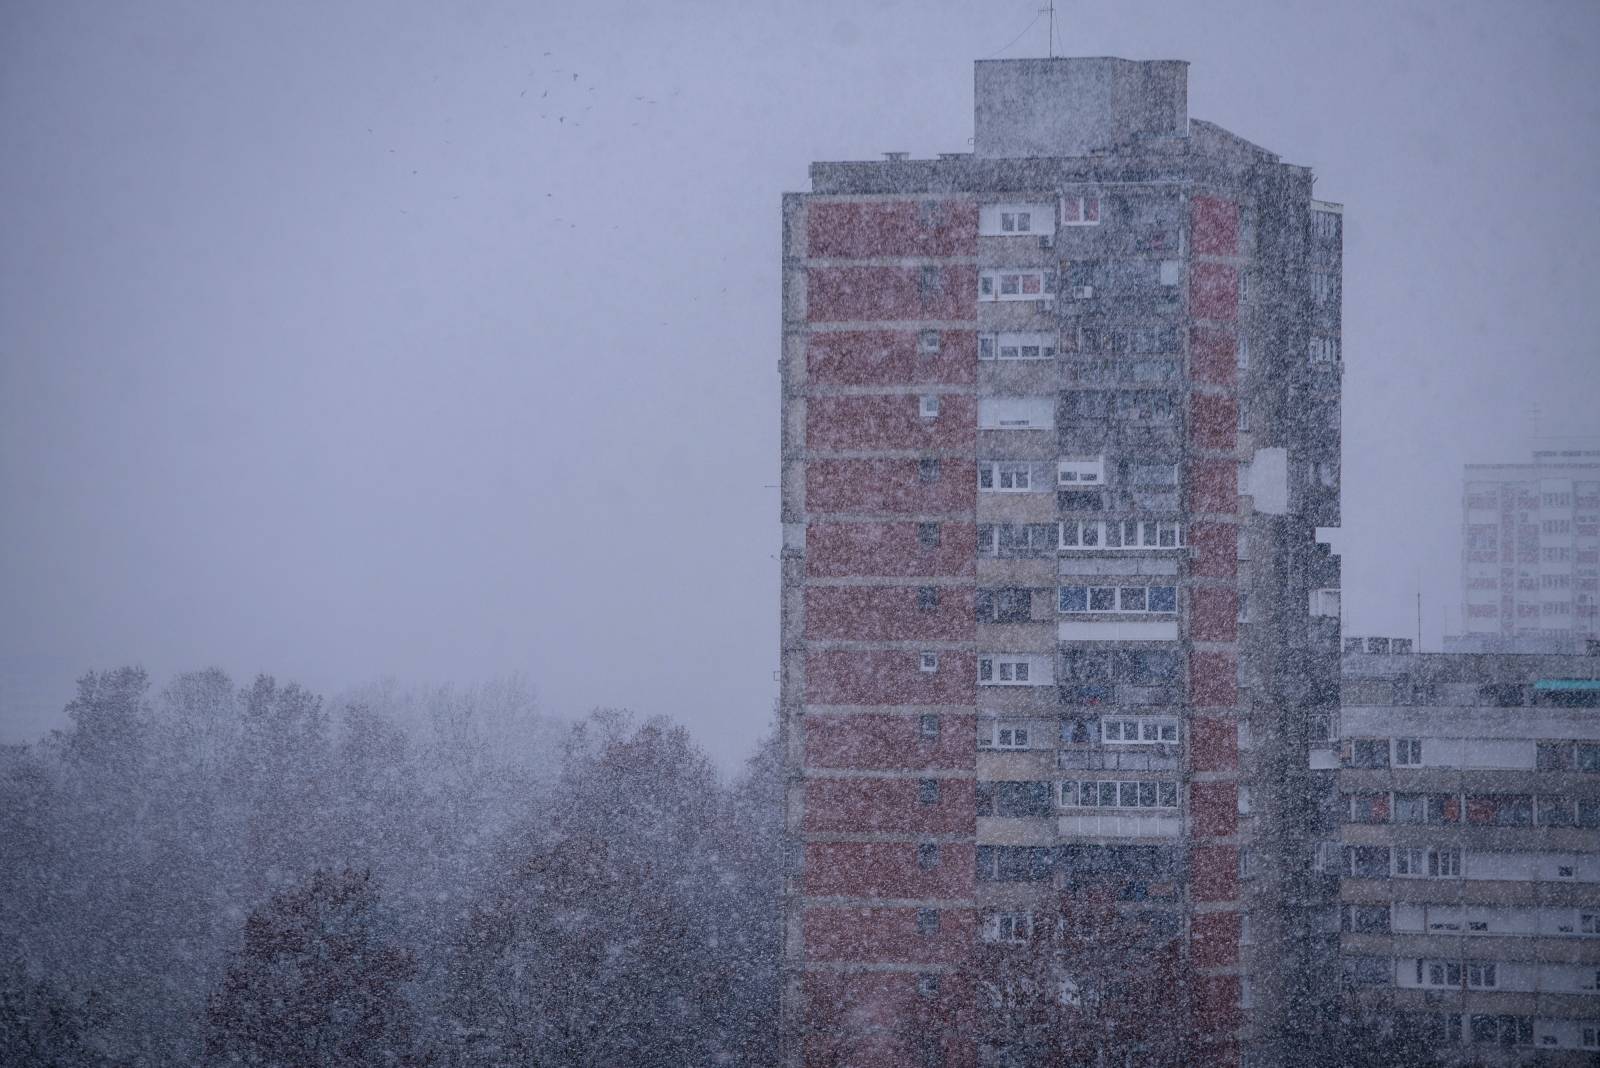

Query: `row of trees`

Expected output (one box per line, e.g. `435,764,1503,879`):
0,667,781,1066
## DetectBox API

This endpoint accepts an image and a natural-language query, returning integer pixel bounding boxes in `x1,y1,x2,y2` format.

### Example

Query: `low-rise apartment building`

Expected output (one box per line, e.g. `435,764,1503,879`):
1324,640,1600,1062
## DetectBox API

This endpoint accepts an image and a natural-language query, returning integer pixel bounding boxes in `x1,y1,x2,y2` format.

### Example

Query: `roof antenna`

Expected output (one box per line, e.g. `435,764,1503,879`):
1043,0,1056,58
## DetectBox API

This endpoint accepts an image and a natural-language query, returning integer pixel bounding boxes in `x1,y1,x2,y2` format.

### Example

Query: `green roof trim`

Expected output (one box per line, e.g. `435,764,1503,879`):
1534,679,1600,691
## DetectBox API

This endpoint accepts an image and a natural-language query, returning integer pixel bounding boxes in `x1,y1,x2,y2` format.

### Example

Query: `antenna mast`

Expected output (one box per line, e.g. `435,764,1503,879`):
1045,0,1056,58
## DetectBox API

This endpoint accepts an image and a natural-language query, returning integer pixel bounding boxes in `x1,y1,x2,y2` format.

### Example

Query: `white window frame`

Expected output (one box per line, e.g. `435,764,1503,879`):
1101,716,1179,745
978,331,1057,361
979,461,1033,492
1466,962,1497,989
1058,584,1178,615
1237,335,1250,370
980,203,1054,237
1397,847,1462,879
1059,519,1184,551
1419,960,1462,988
1057,457,1104,486
979,269,1055,302
1060,195,1101,226
1310,336,1340,363
918,330,941,354
1061,779,1179,809
919,651,939,673
984,911,1033,944
919,394,941,419
1394,738,1423,766
979,656,1035,686
1158,260,1181,287
991,722,1030,749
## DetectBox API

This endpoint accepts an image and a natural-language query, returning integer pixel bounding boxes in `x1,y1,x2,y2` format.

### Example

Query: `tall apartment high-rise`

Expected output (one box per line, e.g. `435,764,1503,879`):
1460,450,1600,652
779,58,1343,1068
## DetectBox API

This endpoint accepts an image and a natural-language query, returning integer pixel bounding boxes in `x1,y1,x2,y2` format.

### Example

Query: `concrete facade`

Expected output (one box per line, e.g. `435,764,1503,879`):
1327,642,1600,1062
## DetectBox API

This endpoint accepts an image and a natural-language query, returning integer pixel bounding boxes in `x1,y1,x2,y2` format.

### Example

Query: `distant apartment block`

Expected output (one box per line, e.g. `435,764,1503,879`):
779,57,1342,1068
1326,639,1600,1061
1461,450,1600,649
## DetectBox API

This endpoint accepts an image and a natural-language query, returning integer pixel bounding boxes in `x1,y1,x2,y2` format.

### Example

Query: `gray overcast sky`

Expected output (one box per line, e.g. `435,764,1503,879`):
2,0,1597,768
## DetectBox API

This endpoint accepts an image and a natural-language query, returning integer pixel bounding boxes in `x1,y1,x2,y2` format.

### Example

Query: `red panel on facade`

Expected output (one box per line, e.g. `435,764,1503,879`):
1189,716,1238,772
1189,327,1236,387
806,521,977,578
808,266,978,323
805,458,978,516
1189,586,1238,643
1187,458,1238,515
803,776,976,835
1189,393,1237,452
803,905,976,966
1189,263,1238,323
1186,522,1238,580
805,585,976,642
807,395,977,453
1190,845,1239,902
806,650,977,705
807,199,978,260
1191,197,1239,256
803,841,975,899
1189,910,1240,968
1190,652,1238,709
802,970,977,1068
1190,782,1239,839
1190,975,1242,1034
808,330,977,387
805,714,976,770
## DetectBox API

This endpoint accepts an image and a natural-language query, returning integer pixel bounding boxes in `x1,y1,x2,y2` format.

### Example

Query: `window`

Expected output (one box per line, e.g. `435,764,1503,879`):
918,458,941,484
978,523,1056,558
978,331,1057,361
979,656,1039,685
917,330,941,355
1158,260,1181,287
1060,195,1101,225
1346,739,1391,768
1101,717,1179,744
917,974,940,997
1420,960,1462,988
1237,406,1251,432
1394,793,1457,825
979,462,1032,491
984,912,1032,943
1058,585,1177,614
1395,847,1461,878
1346,846,1391,878
1394,738,1423,766
1469,1015,1531,1047
1311,272,1337,303
1237,336,1249,370
919,394,941,419
1309,336,1340,363
1466,794,1533,826
1057,457,1104,485
918,779,939,805
919,713,941,740
917,908,940,935
980,203,1053,237
1466,963,1496,989
1343,956,1392,987
1538,795,1575,827
979,269,1054,302
1342,904,1392,933
917,843,940,869
920,266,942,296
917,522,941,549
1061,779,1178,809
1580,912,1600,935
975,587,1031,624
1346,793,1389,824
1312,210,1339,240
1059,519,1183,550
917,586,940,611
919,652,939,673
992,724,1030,749
1130,462,1179,486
